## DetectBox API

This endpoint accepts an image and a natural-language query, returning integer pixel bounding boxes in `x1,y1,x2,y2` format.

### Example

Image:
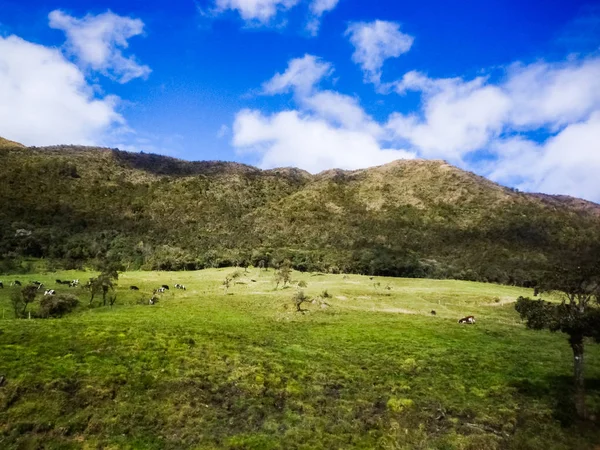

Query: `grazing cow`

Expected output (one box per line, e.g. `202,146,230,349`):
154,287,166,294
431,310,436,316
32,281,44,290
175,284,186,290
12,280,22,286
458,315,476,324
161,284,169,290
149,296,159,305
130,286,140,291
44,289,56,296
0,281,3,289
70,279,79,287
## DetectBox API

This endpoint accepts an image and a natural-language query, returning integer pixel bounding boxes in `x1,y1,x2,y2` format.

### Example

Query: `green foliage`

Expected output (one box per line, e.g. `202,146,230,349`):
292,290,309,312
10,285,38,318
274,262,292,289
88,267,119,306
39,293,79,318
516,297,600,340
1,146,599,284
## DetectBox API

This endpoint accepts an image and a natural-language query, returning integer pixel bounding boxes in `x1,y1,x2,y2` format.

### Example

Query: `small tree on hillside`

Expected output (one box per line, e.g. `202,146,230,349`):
223,276,231,293
515,243,600,419
275,261,292,289
88,268,119,306
293,290,309,312
11,285,38,318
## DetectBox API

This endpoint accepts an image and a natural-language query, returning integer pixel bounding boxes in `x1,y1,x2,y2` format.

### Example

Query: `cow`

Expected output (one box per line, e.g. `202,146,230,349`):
70,279,79,287
44,289,56,296
431,310,436,316
12,280,22,286
533,287,540,297
149,296,159,305
458,315,476,324
130,286,140,291
0,281,3,289
161,285,169,290
32,281,44,290
154,287,166,294
175,284,186,290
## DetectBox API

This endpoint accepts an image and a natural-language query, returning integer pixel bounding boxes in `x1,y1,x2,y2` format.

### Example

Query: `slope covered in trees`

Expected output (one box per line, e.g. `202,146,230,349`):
0,141,599,284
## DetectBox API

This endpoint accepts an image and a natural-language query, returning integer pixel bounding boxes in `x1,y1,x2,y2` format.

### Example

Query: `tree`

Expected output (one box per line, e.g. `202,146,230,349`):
88,268,119,306
293,290,309,312
274,261,292,289
10,285,38,318
515,243,600,419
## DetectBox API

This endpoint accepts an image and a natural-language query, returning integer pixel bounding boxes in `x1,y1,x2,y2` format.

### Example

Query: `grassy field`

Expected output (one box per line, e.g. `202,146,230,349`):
0,269,599,449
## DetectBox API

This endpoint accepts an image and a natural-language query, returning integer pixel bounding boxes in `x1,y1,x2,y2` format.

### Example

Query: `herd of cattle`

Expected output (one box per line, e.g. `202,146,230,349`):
0,279,477,321
0,279,188,306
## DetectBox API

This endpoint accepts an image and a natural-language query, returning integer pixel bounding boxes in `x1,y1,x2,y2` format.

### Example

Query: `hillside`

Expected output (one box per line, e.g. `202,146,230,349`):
0,143,599,283
0,137,25,149
1,270,599,449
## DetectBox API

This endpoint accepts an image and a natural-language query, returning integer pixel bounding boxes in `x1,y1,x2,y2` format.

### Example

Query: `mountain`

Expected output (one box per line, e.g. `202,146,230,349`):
0,142,599,283
0,137,25,149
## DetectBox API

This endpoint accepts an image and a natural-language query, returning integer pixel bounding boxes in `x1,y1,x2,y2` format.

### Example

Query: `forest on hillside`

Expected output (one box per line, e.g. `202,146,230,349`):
0,144,599,285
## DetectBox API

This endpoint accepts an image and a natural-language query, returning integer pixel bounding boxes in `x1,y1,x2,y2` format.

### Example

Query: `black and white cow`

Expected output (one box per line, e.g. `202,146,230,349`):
11,280,22,286
70,279,79,287
130,286,140,291
44,289,56,296
154,287,166,294
175,284,186,290
161,284,169,290
458,315,476,324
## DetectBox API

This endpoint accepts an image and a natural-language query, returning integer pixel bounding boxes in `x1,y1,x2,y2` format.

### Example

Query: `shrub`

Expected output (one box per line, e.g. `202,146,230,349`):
39,294,79,318
293,290,309,312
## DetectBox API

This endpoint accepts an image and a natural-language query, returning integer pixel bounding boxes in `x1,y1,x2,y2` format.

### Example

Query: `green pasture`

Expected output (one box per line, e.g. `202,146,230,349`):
0,269,599,449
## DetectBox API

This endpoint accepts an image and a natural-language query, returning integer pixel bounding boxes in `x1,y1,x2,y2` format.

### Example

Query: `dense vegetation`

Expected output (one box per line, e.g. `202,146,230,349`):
0,269,599,449
1,142,599,285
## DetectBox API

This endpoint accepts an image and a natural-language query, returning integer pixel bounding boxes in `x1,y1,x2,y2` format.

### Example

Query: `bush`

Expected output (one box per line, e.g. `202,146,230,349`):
39,294,79,318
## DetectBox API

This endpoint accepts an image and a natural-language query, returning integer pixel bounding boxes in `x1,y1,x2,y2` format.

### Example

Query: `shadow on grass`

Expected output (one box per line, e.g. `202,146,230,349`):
511,376,600,426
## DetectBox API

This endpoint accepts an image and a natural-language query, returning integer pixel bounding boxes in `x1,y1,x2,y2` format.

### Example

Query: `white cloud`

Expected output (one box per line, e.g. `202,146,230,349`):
302,90,383,136
217,124,230,138
345,20,414,85
49,10,150,83
233,54,414,172
386,56,600,201
0,35,124,146
208,0,300,25
306,0,339,36
262,54,333,95
504,59,600,129
233,109,413,172
388,75,511,159
486,113,600,201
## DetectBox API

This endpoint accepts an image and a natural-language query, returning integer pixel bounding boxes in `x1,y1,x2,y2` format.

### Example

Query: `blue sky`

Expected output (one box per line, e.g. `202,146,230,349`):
1,0,600,201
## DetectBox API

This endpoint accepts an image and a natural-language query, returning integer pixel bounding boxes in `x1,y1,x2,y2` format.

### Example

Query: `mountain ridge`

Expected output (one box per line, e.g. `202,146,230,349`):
0,141,598,282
